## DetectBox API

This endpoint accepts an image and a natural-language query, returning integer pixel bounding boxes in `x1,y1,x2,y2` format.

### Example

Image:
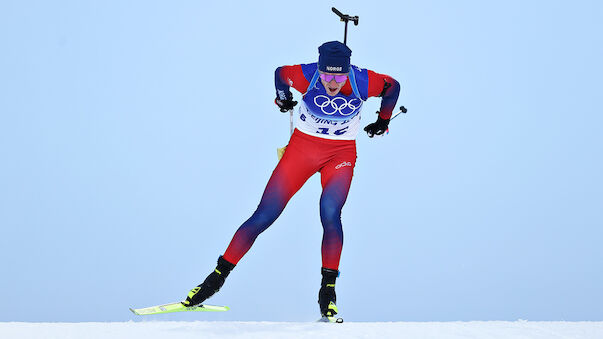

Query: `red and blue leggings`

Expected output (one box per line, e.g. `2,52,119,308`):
222,129,356,270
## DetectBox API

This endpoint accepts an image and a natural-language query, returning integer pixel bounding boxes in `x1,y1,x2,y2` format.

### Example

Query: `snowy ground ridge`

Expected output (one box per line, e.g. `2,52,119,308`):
2,320,603,339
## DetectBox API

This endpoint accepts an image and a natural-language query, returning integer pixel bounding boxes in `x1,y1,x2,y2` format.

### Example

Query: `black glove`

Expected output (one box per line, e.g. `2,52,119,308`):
275,98,297,112
274,98,297,113
364,113,390,137
275,90,297,112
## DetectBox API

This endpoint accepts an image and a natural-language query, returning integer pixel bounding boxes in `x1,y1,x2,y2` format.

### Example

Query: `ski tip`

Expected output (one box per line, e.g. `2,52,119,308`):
200,304,230,312
129,308,139,315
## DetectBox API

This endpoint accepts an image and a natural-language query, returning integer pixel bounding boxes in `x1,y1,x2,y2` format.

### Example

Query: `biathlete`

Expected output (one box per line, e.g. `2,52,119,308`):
182,41,400,319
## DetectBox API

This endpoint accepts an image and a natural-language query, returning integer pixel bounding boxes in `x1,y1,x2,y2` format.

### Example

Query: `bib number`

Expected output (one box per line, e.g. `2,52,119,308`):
317,126,349,136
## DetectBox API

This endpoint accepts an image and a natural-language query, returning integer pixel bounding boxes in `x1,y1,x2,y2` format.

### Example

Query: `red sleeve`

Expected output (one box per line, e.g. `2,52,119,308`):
366,70,400,119
277,65,310,94
366,70,398,98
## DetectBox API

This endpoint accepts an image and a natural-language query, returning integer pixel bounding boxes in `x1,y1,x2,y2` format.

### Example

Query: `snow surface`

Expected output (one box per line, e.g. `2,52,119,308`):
2,321,603,339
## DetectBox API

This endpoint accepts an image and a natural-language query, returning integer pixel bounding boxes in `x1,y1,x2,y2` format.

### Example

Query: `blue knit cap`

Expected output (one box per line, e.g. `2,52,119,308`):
318,41,352,73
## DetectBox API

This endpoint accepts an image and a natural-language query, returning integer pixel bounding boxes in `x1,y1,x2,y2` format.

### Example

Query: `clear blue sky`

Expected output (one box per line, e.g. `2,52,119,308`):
1,0,601,322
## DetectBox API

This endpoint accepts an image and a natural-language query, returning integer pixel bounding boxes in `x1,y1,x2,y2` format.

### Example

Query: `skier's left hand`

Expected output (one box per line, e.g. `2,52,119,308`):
364,113,390,137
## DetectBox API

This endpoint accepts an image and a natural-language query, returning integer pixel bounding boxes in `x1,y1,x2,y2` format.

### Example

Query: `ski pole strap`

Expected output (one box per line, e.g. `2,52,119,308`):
306,70,321,94
348,68,362,100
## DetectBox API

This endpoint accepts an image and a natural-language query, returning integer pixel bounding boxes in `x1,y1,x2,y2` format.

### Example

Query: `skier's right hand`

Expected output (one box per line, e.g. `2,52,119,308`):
275,97,297,112
275,90,297,112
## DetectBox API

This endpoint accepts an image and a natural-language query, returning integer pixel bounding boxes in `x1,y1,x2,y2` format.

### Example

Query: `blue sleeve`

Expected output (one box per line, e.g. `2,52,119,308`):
274,67,292,100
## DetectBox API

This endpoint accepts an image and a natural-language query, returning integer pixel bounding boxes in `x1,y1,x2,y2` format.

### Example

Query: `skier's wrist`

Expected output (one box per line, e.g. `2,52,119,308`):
377,111,392,120
276,89,292,101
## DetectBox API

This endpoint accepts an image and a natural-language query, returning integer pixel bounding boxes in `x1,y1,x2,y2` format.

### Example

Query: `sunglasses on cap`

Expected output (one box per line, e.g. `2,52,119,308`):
319,73,348,83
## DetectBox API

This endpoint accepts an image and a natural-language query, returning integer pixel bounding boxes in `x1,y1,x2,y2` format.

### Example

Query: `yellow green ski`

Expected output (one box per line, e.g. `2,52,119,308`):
129,301,229,315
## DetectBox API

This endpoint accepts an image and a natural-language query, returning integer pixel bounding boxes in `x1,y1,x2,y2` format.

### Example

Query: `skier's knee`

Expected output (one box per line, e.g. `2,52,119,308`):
246,208,279,231
320,198,342,226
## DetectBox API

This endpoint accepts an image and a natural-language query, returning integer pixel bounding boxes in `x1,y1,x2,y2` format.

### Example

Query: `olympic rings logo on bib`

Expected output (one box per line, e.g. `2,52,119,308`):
313,95,362,116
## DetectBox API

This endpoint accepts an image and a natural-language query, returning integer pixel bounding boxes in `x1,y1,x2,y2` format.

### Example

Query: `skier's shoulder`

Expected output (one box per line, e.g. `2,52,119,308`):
350,64,370,81
351,65,400,98
300,62,318,82
349,65,371,100
352,65,396,81
281,63,317,83
351,64,369,73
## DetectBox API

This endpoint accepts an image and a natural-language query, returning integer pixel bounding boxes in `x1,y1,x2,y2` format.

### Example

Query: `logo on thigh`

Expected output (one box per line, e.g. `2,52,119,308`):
335,161,352,170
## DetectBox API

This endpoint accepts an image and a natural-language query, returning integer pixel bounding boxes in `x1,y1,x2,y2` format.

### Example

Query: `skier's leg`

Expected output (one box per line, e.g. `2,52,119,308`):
319,154,355,271
317,144,355,317
222,140,316,264
184,138,316,306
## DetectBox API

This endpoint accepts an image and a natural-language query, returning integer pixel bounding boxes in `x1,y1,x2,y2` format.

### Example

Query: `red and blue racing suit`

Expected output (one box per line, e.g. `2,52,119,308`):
222,63,399,270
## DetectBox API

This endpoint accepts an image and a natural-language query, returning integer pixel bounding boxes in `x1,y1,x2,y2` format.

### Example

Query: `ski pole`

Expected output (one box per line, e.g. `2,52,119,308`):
276,108,294,160
382,106,408,136
288,108,294,135
391,105,408,121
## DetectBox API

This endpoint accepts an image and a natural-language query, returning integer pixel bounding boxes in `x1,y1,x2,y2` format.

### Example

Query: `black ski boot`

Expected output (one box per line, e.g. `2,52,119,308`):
182,256,236,307
318,267,339,318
